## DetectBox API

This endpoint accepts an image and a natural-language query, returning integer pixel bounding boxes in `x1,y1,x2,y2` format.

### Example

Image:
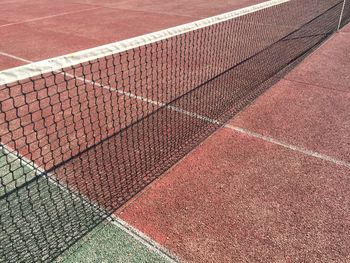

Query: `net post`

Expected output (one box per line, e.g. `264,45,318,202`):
338,0,347,31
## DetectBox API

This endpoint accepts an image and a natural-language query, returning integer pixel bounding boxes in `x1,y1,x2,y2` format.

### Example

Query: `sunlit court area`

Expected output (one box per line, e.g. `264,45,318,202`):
0,0,350,262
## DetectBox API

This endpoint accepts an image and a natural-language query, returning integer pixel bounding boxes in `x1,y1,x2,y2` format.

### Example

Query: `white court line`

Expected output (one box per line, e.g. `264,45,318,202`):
0,0,289,85
163,107,350,170
0,51,32,63
0,142,177,262
0,7,103,29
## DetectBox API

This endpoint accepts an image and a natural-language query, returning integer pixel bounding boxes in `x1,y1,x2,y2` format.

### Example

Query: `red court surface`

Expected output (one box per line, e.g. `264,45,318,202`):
343,23,350,33
117,27,350,262
0,0,263,70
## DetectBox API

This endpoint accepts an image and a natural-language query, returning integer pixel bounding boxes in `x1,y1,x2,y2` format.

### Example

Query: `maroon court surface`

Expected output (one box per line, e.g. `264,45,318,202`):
117,26,350,262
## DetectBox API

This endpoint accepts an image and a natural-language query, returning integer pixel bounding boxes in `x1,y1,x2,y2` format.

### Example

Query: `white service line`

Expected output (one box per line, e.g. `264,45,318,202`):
0,7,103,29
0,0,289,85
226,125,350,169
0,51,163,105
0,51,32,63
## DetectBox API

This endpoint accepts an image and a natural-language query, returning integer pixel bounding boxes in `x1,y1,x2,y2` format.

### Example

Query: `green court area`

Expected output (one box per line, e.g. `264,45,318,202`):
56,221,169,263
0,149,170,263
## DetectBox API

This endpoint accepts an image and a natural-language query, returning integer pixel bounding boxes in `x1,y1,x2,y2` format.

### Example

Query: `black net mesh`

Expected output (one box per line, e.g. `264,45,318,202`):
0,0,349,262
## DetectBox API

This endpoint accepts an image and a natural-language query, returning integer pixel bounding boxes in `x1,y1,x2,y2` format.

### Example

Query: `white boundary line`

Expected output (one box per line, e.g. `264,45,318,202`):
0,7,103,29
0,0,289,85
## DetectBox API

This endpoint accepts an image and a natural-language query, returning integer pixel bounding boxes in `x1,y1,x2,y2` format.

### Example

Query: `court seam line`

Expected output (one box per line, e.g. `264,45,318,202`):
283,77,350,93
0,142,178,262
0,7,103,28
1,51,349,170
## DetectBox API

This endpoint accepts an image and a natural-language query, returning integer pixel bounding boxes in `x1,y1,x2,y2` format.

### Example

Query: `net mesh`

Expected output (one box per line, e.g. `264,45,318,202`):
0,0,349,262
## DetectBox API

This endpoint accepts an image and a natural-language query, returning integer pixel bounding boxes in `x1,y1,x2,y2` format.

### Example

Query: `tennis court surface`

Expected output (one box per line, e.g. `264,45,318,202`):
1,0,350,262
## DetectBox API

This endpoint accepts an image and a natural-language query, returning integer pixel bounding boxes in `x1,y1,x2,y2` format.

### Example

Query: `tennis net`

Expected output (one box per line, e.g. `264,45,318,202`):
1,0,349,261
